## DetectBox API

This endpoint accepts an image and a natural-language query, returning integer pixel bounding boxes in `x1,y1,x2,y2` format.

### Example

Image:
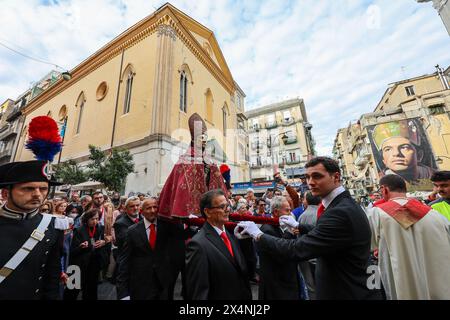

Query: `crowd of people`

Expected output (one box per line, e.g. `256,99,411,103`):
1,158,449,300
1,112,450,301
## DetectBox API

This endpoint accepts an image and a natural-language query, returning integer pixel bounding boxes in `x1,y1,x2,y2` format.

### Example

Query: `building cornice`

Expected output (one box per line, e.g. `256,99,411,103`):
22,4,235,116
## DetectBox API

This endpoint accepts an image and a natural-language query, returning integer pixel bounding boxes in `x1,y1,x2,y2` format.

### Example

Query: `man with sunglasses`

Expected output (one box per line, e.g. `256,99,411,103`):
185,189,252,300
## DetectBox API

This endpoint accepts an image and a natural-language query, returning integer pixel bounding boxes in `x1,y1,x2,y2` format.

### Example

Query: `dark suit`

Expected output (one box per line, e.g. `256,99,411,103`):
113,214,140,259
257,224,300,300
0,211,63,300
185,222,252,300
258,190,381,300
116,218,184,300
67,224,107,300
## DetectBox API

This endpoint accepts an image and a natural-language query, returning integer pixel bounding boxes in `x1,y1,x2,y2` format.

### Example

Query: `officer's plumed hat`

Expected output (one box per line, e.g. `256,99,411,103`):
0,160,62,187
0,116,64,188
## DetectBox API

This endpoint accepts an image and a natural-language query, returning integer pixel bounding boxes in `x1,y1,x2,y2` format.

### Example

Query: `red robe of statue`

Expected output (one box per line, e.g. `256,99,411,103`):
158,146,228,218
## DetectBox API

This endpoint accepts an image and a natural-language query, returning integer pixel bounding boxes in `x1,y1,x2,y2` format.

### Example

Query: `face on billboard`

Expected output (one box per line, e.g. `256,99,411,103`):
367,118,437,189
381,137,418,172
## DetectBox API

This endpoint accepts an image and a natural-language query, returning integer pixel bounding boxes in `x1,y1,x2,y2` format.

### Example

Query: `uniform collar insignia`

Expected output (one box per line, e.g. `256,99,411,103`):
0,205,39,220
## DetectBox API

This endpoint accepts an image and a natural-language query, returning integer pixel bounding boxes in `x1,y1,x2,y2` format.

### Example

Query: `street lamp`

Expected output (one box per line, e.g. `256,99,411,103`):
61,71,72,81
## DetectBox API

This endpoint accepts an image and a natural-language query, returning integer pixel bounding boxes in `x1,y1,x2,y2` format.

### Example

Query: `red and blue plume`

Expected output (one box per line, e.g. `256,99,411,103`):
220,164,231,190
25,116,62,162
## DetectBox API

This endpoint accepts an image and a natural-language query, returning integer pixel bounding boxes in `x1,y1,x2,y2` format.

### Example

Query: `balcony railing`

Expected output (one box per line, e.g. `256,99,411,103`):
265,121,278,129
282,117,295,126
251,142,266,150
354,155,368,168
354,149,371,168
286,159,301,165
0,125,18,141
284,136,297,145
0,148,12,160
250,161,271,169
6,106,22,122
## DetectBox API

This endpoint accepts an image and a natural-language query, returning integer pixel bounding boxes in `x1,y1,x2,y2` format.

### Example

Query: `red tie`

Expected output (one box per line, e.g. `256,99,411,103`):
149,224,156,250
220,232,234,258
317,203,325,219
134,218,139,224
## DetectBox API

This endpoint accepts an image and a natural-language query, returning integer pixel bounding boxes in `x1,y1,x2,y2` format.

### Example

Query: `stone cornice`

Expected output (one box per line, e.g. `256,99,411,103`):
164,9,235,94
22,5,235,116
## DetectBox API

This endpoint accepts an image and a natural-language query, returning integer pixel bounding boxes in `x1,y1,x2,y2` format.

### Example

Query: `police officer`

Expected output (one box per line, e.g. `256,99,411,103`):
0,160,68,300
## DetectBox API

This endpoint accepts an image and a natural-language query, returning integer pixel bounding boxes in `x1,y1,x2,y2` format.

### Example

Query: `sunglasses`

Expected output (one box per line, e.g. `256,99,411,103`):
209,204,232,211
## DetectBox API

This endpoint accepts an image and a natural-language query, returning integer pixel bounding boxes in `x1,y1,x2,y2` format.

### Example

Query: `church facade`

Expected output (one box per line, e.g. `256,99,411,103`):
15,3,249,195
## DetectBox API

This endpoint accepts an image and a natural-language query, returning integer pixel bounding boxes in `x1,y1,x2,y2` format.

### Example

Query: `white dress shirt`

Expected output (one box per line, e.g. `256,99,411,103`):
212,224,226,236
143,217,157,239
322,185,346,209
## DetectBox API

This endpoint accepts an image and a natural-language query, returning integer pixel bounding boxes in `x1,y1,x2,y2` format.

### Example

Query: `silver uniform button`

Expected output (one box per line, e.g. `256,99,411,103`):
45,251,49,255
38,276,42,280
35,289,39,294
41,264,45,268
46,239,50,242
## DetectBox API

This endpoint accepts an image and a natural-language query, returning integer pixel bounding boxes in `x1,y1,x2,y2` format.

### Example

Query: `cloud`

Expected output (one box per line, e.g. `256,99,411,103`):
0,0,449,157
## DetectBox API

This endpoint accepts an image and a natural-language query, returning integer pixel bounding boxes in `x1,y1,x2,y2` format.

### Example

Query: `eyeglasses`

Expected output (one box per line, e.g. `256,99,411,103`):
41,208,50,212
209,204,232,211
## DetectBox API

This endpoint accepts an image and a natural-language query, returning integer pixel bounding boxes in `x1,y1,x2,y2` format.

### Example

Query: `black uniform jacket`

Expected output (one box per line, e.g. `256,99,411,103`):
0,211,63,300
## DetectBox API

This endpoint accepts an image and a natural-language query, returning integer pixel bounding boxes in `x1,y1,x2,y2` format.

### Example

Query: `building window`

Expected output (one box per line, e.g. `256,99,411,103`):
76,100,84,134
205,89,213,122
237,119,245,130
222,106,227,136
236,93,242,110
405,85,415,96
267,114,275,126
252,118,259,129
123,72,134,114
429,104,446,115
289,152,296,162
180,71,188,113
256,156,262,166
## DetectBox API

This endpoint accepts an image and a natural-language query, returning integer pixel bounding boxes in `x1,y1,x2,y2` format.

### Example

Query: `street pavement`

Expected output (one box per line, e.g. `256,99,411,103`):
97,274,259,300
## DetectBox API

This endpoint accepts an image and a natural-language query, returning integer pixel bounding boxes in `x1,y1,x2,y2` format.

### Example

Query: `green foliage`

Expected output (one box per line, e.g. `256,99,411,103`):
86,145,135,193
54,159,88,185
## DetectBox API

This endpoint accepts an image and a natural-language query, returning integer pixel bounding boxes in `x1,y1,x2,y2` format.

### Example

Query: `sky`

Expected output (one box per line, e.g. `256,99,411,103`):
0,0,449,156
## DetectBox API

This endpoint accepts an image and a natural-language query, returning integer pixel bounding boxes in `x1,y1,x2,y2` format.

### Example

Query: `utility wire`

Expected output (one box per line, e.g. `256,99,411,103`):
0,40,64,70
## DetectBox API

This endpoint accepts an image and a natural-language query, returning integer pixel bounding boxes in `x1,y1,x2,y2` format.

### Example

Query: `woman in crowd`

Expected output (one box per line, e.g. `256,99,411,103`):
54,200,68,216
39,200,54,214
68,208,108,300
102,201,116,282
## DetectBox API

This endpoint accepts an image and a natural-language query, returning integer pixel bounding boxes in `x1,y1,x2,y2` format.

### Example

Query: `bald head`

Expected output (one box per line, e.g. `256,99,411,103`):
141,197,158,222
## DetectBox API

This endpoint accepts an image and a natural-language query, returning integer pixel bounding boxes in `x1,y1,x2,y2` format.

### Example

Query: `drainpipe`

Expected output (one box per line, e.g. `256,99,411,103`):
110,49,125,150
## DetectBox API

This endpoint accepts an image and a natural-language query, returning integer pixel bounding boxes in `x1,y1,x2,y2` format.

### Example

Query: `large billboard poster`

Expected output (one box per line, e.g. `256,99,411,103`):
366,118,437,191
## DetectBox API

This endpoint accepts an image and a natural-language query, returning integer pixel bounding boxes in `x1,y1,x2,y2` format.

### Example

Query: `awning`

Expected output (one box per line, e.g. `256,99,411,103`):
355,164,369,181
71,181,104,191
284,167,307,177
